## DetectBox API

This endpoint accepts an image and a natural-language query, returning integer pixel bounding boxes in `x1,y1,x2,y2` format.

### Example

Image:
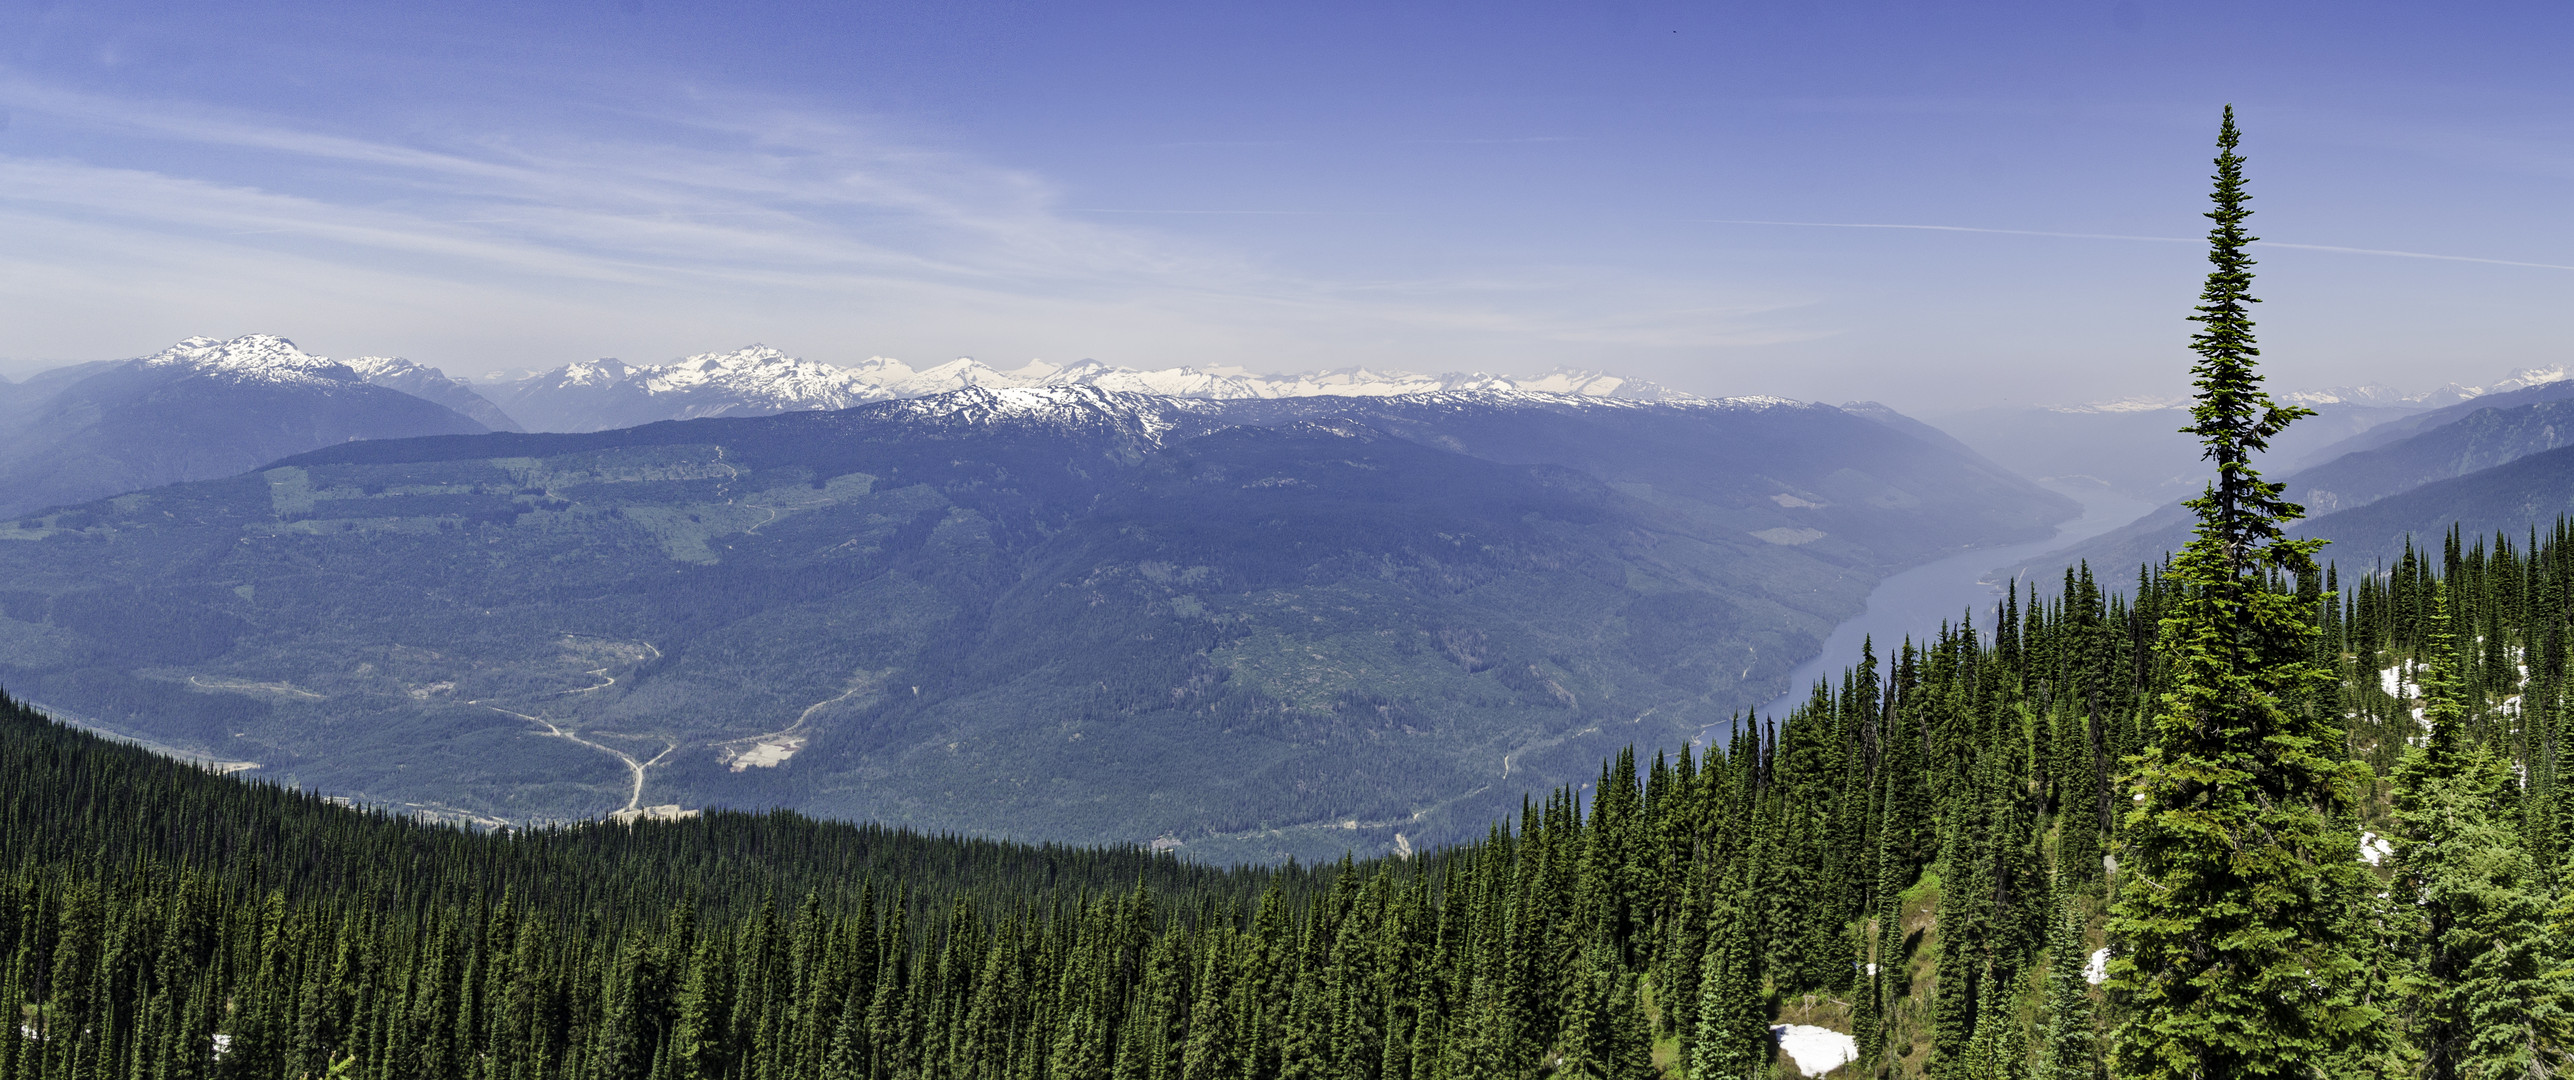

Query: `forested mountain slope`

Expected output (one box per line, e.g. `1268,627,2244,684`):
2296,444,2574,565
0,385,2066,861
3,523,2558,1079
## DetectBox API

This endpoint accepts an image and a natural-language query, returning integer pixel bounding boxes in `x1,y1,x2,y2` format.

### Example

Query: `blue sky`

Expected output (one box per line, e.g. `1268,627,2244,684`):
0,1,2567,410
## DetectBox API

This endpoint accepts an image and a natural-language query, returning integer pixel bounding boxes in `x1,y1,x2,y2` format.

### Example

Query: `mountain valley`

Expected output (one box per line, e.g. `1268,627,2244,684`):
0,384,2067,862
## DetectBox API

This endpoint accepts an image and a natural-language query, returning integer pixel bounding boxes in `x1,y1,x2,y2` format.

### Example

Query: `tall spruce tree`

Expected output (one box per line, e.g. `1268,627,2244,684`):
2039,889,2100,1080
2103,106,2382,1080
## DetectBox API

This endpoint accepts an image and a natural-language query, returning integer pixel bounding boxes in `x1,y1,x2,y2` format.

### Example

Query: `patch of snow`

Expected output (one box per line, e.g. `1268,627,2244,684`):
609,804,698,824
729,737,804,771
883,384,1214,443
2359,832,2394,866
2047,395,2186,414
2380,661,2419,700
1769,1025,1858,1077
212,1033,233,1057
2084,947,2110,985
1752,527,1827,546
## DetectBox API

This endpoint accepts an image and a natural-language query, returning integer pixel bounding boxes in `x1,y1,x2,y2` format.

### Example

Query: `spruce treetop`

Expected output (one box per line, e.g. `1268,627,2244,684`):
2184,104,2320,583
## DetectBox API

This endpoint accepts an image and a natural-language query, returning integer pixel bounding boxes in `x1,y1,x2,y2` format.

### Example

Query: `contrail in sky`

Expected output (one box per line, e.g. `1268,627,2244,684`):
1696,219,2574,272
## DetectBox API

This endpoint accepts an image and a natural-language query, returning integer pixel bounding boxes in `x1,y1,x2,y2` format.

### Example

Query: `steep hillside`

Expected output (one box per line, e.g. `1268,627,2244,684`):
2294,442,2574,565
0,386,2067,861
2027,387,2574,577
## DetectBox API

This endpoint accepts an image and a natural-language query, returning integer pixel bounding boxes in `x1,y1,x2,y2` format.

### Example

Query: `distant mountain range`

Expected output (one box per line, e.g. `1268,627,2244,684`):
2023,368,2574,575
1930,366,2574,505
487,344,1696,433
0,335,1697,516
0,383,2067,861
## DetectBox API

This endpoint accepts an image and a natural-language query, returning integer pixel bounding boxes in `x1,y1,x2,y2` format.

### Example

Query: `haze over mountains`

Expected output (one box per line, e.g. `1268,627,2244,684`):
1935,366,2574,504
0,377,2067,861
0,334,1698,516
13,330,2574,860
2021,366,2574,576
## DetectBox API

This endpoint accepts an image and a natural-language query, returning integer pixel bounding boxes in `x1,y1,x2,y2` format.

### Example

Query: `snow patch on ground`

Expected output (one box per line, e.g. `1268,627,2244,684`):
2084,947,2110,985
2380,661,2418,700
2360,832,2394,866
1753,527,1827,546
730,737,805,770
1769,1025,1858,1076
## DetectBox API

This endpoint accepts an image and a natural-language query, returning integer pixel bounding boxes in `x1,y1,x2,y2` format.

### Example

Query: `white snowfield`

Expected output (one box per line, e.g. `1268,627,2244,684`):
2085,947,2110,986
1769,1024,1859,1076
141,334,375,387
508,344,1720,410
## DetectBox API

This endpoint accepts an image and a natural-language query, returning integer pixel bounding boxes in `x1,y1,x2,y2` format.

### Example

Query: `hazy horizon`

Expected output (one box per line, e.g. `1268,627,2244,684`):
3,1,2568,413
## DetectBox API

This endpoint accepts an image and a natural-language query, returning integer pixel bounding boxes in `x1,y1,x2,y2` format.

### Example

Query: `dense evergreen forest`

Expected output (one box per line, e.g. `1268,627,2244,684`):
10,519,2574,1079
8,108,2566,1080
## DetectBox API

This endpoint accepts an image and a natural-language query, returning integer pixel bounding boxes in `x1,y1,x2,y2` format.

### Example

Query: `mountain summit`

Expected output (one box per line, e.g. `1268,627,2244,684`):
0,335,499,517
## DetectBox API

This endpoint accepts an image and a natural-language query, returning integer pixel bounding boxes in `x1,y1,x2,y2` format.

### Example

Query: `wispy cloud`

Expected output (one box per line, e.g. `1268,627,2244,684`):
0,77,1806,371
2257,242,2574,273
1692,218,2574,272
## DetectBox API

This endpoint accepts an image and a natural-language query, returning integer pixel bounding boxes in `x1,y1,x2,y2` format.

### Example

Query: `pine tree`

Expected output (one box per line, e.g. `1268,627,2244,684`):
2038,893,2098,1080
1692,876,1769,1080
2103,105,2383,1079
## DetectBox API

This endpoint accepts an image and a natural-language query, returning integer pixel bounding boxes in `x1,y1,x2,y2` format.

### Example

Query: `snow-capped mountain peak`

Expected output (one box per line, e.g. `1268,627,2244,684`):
880,384,1217,446
124,334,516,430
2481,364,2574,396
140,334,363,386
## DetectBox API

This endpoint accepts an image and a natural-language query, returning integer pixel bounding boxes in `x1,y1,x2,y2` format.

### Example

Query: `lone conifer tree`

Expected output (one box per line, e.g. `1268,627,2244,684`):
2103,106,2382,1079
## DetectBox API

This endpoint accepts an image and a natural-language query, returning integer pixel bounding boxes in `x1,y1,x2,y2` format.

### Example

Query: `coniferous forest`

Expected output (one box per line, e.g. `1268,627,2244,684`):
7,112,2571,1080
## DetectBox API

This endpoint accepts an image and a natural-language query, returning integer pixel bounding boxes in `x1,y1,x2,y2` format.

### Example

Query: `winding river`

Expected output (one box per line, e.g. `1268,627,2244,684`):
1747,483,2158,722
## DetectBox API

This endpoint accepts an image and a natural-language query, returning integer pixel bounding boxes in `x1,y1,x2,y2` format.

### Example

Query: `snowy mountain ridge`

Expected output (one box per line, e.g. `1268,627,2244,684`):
500,344,1700,414
140,334,367,386
848,383,1811,454
131,335,516,430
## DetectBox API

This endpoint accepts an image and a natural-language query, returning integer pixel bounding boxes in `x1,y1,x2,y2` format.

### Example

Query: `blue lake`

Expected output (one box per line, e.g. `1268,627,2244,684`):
1741,484,2157,725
